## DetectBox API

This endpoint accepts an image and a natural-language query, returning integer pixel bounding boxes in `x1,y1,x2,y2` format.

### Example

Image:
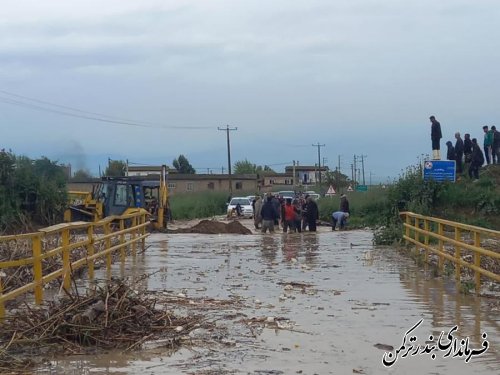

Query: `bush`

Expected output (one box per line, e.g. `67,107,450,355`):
0,151,67,232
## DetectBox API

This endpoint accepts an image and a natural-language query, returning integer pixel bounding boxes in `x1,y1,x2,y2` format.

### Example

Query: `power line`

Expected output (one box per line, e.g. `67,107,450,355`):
0,89,144,123
0,90,210,130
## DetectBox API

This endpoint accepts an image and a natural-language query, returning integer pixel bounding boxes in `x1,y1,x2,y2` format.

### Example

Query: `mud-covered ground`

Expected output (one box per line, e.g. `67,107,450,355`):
33,219,499,375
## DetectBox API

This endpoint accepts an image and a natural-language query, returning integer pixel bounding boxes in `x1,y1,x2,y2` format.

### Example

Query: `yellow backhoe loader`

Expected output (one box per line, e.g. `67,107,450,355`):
64,165,170,229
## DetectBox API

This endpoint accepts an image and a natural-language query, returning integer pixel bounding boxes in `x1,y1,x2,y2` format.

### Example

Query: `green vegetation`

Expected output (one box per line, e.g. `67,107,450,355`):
169,191,229,220
0,150,67,233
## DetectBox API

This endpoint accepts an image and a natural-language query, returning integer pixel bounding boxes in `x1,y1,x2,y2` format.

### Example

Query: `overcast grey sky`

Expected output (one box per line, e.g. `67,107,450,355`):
1,0,499,182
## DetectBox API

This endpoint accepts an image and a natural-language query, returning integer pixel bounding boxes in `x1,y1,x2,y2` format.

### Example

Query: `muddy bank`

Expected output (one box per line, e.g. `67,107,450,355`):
167,219,252,235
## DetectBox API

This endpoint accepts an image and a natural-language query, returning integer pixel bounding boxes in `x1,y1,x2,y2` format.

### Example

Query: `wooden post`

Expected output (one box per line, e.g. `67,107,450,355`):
62,228,71,291
474,231,481,293
32,235,43,304
455,227,461,280
87,225,95,280
438,223,444,272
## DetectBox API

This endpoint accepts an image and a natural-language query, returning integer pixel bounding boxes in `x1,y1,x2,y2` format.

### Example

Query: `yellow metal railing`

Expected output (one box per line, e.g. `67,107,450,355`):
0,211,149,319
400,212,500,293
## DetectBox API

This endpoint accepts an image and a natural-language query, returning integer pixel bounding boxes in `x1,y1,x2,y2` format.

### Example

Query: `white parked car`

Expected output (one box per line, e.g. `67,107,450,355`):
227,197,253,218
277,190,295,200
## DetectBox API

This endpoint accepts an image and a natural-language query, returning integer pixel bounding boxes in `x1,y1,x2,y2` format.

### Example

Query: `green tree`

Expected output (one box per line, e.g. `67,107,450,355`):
173,155,195,174
72,169,93,180
233,159,275,174
32,157,67,224
0,150,18,230
1,153,68,231
325,170,350,191
105,160,126,177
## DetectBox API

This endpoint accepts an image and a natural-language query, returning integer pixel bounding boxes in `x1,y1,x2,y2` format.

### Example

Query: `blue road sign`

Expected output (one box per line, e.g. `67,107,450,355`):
423,160,456,182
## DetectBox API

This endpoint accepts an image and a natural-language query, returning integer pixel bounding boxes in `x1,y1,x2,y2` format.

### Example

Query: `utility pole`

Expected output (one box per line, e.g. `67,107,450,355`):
359,155,367,185
312,143,326,186
292,160,296,188
353,155,357,186
351,164,354,184
218,125,238,193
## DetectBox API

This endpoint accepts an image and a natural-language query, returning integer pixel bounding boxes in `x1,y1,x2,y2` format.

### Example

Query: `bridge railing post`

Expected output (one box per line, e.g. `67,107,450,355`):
131,216,137,256
405,214,411,246
33,235,43,304
62,228,71,291
424,219,429,264
454,227,461,280
119,219,126,263
474,231,481,293
87,225,95,280
104,222,112,279
414,217,420,256
438,223,444,272
141,213,147,252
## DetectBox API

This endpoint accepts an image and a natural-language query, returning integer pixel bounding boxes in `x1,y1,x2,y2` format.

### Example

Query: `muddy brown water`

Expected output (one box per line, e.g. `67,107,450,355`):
32,222,499,375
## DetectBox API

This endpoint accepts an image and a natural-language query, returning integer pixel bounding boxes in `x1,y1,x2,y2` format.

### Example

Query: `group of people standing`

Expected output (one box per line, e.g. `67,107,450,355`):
252,193,319,233
430,116,500,179
252,192,351,233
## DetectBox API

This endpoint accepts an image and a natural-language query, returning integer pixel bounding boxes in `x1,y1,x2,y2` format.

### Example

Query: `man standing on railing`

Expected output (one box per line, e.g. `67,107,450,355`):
430,115,442,160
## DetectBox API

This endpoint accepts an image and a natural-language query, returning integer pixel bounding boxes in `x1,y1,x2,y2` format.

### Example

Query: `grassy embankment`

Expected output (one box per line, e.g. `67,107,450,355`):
169,164,500,244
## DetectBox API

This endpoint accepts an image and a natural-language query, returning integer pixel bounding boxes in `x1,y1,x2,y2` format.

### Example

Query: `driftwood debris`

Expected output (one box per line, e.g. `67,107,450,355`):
0,278,204,372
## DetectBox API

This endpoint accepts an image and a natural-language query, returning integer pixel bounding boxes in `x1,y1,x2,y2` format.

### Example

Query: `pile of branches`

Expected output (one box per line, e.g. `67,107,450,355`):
0,278,203,371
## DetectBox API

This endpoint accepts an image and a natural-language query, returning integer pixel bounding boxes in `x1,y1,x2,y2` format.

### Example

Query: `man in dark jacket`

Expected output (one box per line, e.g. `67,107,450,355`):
305,196,319,232
454,132,464,174
492,125,499,164
339,194,350,213
260,194,278,233
430,115,442,160
464,133,473,165
446,141,456,162
469,138,484,180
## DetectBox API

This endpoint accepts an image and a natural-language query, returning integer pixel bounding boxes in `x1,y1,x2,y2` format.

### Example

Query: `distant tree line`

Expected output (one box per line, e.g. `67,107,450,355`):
0,150,67,233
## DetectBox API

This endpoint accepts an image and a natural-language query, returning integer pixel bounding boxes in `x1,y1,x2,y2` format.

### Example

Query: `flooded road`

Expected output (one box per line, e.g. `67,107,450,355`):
38,223,499,375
